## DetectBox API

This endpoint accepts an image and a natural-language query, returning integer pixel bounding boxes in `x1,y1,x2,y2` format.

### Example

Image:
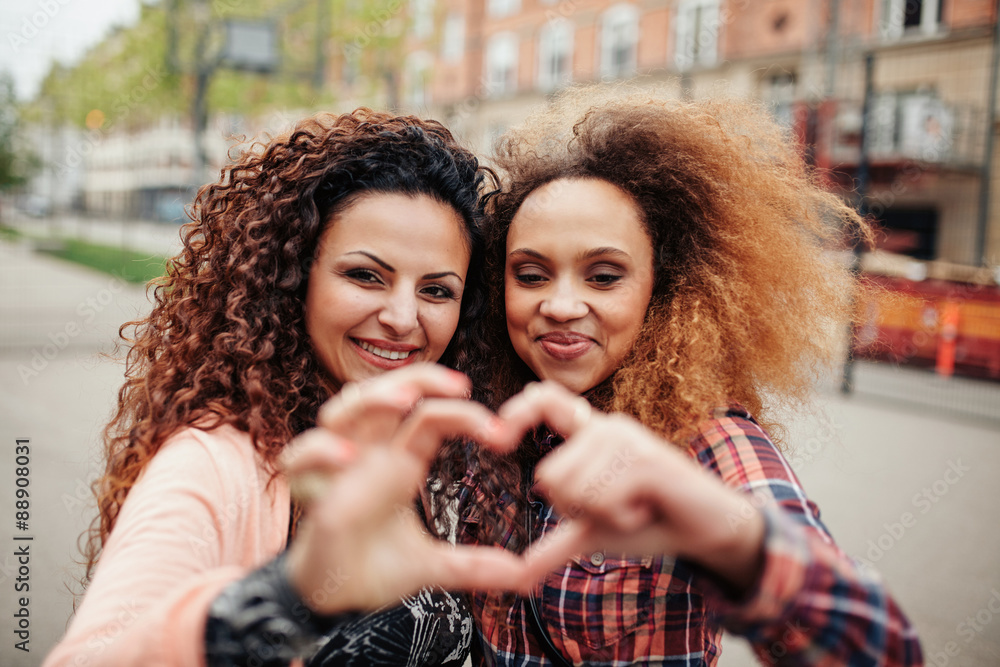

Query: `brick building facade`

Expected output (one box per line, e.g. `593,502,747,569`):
341,0,1000,268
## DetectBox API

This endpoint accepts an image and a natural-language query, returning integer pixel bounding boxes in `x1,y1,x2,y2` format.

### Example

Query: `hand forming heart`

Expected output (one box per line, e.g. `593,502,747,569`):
281,365,582,615
282,365,766,616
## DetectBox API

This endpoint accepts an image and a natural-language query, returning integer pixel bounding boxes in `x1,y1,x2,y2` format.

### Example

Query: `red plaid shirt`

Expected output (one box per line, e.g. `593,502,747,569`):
457,405,923,666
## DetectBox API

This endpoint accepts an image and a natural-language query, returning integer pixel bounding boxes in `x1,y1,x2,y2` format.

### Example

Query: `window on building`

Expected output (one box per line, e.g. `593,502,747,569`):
442,13,465,62
485,32,519,97
410,0,434,40
899,93,953,160
600,4,639,79
865,91,954,162
674,0,720,71
880,0,944,39
538,19,574,91
405,52,433,108
875,208,939,260
761,71,797,128
488,0,520,18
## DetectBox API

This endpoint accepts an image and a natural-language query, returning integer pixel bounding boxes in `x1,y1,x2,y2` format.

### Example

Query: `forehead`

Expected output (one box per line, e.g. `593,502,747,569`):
507,178,650,251
324,192,468,247
318,193,472,275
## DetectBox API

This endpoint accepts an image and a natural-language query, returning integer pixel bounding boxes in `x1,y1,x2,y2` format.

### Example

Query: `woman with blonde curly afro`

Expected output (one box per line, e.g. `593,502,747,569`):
423,87,925,665
43,109,552,667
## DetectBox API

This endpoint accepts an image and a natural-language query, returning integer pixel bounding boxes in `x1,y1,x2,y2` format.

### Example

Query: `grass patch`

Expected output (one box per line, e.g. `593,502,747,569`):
0,225,22,241
35,238,168,284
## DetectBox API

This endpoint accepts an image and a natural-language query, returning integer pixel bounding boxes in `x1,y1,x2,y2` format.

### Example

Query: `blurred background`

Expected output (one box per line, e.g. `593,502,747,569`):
1,0,999,665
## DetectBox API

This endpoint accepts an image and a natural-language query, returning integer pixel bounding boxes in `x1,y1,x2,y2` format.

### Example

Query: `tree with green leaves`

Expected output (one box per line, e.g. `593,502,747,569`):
0,70,40,217
27,0,410,132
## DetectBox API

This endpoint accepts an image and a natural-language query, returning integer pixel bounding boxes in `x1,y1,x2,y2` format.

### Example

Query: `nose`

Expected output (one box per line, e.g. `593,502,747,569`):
377,287,420,337
538,278,588,322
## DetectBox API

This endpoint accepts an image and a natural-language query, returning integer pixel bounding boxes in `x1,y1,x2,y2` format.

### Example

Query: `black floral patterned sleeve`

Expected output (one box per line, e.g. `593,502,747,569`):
204,551,472,666
308,587,472,667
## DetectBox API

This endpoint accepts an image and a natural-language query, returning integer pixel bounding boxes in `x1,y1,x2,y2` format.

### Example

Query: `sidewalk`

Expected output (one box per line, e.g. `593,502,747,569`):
5,212,187,258
1,239,998,666
0,240,153,666
721,392,1000,666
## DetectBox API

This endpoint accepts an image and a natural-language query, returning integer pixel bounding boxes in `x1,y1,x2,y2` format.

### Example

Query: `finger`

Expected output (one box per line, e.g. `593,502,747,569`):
532,436,601,498
317,364,471,434
554,494,655,537
281,429,358,505
517,520,591,587
605,503,656,535
498,381,595,439
534,431,630,504
538,455,670,536
529,418,627,505
581,472,661,532
281,428,357,475
395,398,517,462
307,447,426,528
432,544,556,594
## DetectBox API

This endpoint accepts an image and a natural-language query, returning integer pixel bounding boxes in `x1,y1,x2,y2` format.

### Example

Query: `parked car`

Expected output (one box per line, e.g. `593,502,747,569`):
154,197,189,223
19,194,51,218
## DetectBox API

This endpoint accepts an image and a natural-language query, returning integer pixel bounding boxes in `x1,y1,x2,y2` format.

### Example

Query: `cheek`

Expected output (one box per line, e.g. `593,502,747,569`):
429,305,463,348
605,292,649,345
504,288,531,332
304,284,324,339
308,281,363,337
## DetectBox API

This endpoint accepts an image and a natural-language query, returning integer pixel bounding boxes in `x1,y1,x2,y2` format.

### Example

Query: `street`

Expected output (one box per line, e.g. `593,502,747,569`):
1,232,999,666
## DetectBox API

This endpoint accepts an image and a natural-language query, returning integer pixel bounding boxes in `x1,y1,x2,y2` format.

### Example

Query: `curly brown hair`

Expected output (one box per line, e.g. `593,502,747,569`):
83,109,492,584
433,85,873,550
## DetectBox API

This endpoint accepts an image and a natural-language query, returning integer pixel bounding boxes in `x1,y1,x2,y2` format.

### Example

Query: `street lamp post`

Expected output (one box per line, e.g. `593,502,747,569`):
841,51,875,395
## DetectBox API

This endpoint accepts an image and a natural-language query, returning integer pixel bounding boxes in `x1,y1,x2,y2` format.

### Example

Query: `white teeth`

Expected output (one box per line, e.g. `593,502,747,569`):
358,341,413,360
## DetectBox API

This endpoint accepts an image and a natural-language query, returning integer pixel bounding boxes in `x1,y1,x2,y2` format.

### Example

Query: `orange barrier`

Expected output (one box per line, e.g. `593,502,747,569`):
853,276,1000,381
935,301,959,377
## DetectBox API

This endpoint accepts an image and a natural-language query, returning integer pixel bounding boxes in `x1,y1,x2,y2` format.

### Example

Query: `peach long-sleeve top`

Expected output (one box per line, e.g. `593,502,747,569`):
44,425,290,667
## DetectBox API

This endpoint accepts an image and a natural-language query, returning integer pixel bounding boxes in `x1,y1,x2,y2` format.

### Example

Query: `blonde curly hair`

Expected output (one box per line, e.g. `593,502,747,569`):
434,85,873,549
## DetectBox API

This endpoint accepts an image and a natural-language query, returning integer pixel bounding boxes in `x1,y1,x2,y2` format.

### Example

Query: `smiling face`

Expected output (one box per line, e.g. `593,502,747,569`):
305,192,471,386
505,178,655,394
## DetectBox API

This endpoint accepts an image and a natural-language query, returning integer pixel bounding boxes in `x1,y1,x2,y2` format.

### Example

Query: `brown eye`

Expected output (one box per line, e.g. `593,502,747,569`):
344,269,382,284
515,273,545,284
421,284,456,300
589,273,622,286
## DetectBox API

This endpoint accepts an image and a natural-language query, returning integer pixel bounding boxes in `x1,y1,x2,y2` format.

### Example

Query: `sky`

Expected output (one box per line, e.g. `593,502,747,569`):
0,0,142,100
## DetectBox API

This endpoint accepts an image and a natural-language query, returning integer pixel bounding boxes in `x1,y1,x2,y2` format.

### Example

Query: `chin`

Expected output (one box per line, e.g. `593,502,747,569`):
537,372,591,395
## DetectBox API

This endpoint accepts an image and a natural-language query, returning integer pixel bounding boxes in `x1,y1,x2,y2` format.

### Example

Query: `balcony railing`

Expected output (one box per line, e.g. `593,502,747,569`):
814,95,987,170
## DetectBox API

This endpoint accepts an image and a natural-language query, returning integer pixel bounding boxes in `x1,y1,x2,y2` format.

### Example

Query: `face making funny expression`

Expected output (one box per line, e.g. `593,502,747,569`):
505,178,655,395
306,193,472,386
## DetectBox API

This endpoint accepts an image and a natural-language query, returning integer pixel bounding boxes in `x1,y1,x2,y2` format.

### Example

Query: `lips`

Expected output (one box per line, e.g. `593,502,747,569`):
352,338,420,370
536,331,595,361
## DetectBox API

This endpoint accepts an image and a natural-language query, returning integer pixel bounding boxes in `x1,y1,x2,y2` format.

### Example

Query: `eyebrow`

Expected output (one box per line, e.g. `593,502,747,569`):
581,246,632,261
507,248,546,261
347,250,394,272
423,272,464,281
346,251,463,281
507,247,632,261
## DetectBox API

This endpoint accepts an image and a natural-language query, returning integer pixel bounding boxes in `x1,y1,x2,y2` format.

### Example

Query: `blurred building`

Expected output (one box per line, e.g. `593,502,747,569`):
82,118,213,222
23,123,86,216
76,107,313,222
371,0,999,268
61,0,1000,270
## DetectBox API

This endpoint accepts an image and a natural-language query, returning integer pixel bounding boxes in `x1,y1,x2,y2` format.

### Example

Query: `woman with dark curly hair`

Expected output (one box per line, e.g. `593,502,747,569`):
43,109,542,667
418,87,923,665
